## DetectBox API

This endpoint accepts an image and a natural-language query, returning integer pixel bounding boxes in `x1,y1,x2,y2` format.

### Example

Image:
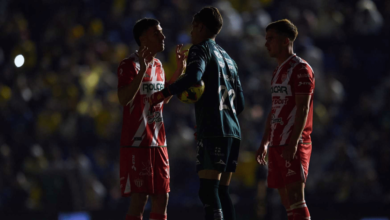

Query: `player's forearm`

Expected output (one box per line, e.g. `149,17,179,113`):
118,68,146,106
260,112,272,146
288,105,310,146
167,67,203,95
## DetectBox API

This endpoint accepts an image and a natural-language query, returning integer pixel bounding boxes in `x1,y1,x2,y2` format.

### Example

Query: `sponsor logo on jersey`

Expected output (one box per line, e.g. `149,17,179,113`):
271,84,292,96
141,83,164,94
134,179,143,188
147,111,163,124
132,155,137,171
272,114,284,125
298,82,311,86
272,98,289,106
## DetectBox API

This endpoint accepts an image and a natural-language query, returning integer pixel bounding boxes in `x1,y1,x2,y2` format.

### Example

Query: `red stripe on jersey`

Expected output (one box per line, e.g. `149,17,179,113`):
118,53,167,147
269,54,315,146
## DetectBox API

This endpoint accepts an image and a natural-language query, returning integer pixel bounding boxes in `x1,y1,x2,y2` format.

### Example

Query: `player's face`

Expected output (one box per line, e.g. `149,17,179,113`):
140,25,166,53
265,29,284,58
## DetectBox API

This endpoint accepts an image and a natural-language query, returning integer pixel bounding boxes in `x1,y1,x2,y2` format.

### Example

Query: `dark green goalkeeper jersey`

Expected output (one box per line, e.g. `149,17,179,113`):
167,39,245,140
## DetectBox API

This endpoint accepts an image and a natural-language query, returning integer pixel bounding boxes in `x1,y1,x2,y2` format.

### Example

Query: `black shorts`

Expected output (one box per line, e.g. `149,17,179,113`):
196,137,241,173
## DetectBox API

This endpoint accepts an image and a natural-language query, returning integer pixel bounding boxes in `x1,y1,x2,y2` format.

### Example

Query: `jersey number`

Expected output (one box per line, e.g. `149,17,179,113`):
218,85,236,114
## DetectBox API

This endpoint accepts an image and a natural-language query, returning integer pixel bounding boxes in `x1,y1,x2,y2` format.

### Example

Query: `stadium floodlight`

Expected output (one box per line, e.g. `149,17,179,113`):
14,54,25,68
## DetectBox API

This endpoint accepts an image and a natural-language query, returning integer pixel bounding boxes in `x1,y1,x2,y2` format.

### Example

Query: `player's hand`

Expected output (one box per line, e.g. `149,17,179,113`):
282,143,298,162
256,144,268,165
175,44,189,73
148,91,166,111
139,46,153,72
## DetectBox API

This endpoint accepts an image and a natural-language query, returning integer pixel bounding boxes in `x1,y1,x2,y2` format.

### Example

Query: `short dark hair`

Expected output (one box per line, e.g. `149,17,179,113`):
193,7,223,36
133,18,160,46
266,19,298,42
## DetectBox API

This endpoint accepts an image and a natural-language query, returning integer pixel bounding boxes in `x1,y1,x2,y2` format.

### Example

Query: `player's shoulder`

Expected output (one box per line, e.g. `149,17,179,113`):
119,53,139,70
153,57,163,66
190,42,208,52
292,55,313,72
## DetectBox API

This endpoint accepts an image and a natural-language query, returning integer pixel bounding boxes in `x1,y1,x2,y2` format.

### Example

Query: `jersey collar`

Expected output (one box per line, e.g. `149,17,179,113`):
278,53,296,69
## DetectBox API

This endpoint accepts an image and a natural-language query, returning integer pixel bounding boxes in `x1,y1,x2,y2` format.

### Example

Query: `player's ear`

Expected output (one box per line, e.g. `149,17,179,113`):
139,34,148,46
283,37,290,46
199,23,205,33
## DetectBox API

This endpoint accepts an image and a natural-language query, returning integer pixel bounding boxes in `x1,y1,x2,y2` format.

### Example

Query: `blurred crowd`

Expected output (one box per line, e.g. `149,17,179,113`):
0,0,389,218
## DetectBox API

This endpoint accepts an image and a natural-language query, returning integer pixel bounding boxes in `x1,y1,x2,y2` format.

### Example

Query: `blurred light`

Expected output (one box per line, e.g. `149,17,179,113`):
14,54,25,67
0,86,12,100
58,212,90,220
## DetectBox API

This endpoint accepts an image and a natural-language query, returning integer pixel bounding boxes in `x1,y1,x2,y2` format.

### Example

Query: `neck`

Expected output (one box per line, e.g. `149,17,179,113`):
138,46,157,58
195,35,215,45
276,48,294,66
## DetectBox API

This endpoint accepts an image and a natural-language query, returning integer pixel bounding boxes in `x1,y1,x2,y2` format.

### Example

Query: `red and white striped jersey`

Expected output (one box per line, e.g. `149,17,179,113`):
117,53,167,147
269,54,315,146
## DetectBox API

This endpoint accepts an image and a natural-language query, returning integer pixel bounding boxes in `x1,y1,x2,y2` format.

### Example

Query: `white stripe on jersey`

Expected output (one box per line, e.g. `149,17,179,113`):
149,62,159,146
272,54,296,85
132,111,147,146
279,106,297,145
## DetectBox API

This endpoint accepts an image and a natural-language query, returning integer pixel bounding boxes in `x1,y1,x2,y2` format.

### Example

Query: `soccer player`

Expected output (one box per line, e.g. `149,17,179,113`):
117,18,187,220
149,7,245,220
256,19,315,220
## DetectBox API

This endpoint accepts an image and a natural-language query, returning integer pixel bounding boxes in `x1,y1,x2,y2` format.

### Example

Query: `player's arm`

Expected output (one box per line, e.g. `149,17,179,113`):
149,46,207,105
236,91,245,116
288,95,311,145
282,64,315,161
282,95,311,161
164,44,189,104
117,47,152,106
234,61,245,115
256,111,272,165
